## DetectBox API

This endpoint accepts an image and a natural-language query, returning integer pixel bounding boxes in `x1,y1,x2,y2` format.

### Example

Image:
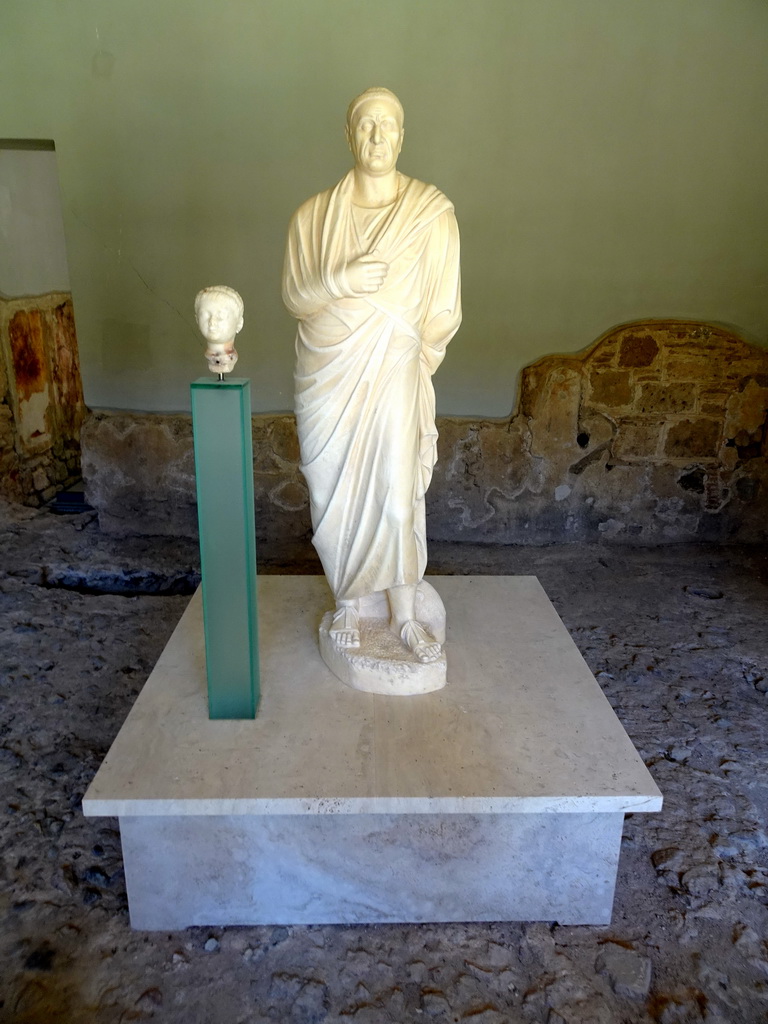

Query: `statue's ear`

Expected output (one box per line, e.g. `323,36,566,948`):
236,315,244,334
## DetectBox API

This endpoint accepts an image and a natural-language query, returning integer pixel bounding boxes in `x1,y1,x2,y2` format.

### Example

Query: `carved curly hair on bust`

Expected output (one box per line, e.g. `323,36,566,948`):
194,285,244,318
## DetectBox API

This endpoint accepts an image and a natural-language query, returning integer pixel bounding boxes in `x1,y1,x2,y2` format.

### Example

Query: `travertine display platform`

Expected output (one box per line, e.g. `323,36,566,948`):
83,576,661,929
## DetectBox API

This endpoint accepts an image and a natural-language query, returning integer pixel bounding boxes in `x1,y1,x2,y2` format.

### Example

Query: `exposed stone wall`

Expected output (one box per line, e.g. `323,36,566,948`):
82,320,768,545
432,320,768,544
0,293,86,504
81,412,309,548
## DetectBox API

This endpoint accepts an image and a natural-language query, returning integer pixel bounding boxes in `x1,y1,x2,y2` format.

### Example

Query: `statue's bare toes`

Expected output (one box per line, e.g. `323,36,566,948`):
330,627,360,649
330,607,361,649
416,642,442,664
400,620,441,663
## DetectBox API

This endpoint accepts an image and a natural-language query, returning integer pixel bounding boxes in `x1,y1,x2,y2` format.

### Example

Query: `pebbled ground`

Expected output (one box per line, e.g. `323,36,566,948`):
0,499,766,1024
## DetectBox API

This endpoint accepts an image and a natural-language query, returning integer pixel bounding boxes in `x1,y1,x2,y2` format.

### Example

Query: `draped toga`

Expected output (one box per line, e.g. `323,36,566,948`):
282,170,461,601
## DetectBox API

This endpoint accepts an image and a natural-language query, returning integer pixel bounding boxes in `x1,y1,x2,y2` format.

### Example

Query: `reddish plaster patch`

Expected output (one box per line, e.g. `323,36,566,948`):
9,311,47,400
51,300,85,433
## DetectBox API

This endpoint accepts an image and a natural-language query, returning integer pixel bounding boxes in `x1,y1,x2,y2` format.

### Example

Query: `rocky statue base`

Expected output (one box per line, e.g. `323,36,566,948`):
319,580,447,695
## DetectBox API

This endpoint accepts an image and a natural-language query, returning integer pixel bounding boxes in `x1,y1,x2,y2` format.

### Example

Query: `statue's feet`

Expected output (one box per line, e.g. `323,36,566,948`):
399,619,442,663
329,605,361,649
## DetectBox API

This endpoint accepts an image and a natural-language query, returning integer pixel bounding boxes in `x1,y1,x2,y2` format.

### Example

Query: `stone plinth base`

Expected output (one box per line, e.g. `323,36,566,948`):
318,580,448,695
83,576,662,930
121,811,623,929
319,615,447,695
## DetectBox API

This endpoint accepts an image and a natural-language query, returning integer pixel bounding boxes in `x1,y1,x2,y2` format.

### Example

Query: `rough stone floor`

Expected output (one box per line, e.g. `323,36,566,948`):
0,499,767,1024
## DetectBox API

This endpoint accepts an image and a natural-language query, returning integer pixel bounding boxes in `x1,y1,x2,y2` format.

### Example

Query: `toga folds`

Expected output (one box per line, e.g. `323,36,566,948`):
283,170,461,602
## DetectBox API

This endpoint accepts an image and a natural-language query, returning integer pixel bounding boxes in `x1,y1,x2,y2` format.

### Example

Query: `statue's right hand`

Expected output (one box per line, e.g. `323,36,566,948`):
344,257,389,295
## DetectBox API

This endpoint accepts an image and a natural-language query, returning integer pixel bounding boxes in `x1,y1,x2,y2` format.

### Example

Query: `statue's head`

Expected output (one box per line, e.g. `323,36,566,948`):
345,87,404,177
194,285,244,345
194,285,244,374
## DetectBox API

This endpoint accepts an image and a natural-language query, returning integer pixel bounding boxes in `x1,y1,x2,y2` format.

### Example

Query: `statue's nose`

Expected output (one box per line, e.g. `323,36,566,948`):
371,123,382,143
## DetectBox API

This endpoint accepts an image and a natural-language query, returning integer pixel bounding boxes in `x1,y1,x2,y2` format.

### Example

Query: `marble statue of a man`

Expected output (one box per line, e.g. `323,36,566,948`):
194,285,244,374
283,87,461,672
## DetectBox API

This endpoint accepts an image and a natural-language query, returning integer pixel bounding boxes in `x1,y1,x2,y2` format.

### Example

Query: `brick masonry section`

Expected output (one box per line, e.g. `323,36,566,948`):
0,294,86,505
82,320,768,545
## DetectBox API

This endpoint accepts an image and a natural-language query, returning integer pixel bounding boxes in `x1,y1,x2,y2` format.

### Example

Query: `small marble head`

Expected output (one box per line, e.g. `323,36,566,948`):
194,285,244,374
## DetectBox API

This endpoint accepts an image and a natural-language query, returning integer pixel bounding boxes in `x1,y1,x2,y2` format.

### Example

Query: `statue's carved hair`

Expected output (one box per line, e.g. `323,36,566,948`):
346,87,404,129
194,285,244,318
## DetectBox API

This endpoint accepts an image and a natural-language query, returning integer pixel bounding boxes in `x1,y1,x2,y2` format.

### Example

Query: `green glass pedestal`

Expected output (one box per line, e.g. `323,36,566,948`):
191,377,260,718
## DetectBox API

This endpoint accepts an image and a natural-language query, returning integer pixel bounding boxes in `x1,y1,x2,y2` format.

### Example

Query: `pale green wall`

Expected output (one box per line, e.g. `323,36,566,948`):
1,0,767,416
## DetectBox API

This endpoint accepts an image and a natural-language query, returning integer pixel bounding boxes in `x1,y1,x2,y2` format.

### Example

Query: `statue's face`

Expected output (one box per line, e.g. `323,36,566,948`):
347,97,404,176
196,295,243,344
